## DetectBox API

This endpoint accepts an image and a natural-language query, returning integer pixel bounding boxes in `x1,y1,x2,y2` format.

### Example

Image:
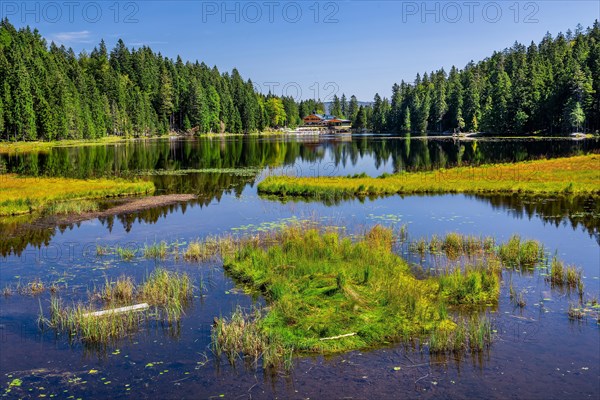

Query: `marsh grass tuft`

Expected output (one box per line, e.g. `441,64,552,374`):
428,315,493,354
22,279,45,296
212,307,293,369
96,245,109,256
115,246,137,261
568,303,585,320
143,241,168,260
184,236,238,262
498,235,543,268
213,224,500,365
43,268,193,344
43,199,99,215
99,276,135,305
547,257,584,293
437,266,500,305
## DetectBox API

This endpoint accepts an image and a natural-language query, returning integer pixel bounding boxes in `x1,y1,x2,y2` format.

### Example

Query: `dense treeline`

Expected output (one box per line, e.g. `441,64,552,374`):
0,18,313,140
360,21,600,135
1,19,599,140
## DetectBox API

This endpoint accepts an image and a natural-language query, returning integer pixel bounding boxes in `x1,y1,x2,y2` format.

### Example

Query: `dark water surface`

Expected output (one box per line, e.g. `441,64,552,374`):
1,135,599,399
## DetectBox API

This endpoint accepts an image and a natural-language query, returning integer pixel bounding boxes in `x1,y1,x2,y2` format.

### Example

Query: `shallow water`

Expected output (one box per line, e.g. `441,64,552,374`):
1,135,599,399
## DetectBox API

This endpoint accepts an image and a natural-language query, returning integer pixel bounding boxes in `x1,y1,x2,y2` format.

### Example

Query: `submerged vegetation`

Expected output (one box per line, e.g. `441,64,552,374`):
0,174,155,216
42,269,193,344
258,155,600,198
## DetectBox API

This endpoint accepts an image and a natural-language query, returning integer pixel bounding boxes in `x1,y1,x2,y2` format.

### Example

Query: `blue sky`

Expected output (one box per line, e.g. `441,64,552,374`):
4,1,599,101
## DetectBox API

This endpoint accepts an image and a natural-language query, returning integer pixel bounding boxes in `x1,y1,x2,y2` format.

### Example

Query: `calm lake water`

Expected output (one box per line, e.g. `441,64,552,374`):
1,135,599,399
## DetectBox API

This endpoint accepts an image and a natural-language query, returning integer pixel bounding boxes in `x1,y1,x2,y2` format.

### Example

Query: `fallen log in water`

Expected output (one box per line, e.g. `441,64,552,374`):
319,332,357,341
82,303,149,318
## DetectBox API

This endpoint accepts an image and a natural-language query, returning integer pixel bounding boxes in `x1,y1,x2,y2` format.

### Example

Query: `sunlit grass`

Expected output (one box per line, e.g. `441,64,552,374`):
43,268,193,344
428,315,493,354
0,136,126,154
258,155,600,198
498,235,544,268
43,199,99,215
0,174,155,216
213,224,501,367
143,241,168,260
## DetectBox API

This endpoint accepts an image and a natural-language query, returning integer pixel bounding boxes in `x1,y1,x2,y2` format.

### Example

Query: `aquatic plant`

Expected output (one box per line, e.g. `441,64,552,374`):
212,306,293,369
139,269,193,322
547,257,584,293
99,276,135,305
509,283,527,308
437,266,500,305
428,315,493,354
96,245,109,256
143,241,168,260
568,304,585,320
22,279,45,296
498,235,543,268
115,246,137,261
184,236,238,262
43,268,193,343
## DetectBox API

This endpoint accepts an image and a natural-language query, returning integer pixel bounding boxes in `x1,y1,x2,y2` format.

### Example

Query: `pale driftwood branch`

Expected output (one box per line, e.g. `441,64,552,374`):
319,332,357,341
82,303,149,318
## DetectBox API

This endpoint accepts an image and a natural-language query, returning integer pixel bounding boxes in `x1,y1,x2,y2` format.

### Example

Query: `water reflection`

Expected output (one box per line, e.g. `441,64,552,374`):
1,136,598,193
474,194,600,244
1,191,597,257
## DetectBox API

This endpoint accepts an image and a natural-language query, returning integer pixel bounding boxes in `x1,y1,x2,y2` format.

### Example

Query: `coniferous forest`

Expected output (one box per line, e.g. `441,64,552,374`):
0,18,598,141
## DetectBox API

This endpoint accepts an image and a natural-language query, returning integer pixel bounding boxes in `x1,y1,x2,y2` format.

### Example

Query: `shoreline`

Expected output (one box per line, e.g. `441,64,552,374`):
2,133,597,154
1,194,197,239
258,154,600,198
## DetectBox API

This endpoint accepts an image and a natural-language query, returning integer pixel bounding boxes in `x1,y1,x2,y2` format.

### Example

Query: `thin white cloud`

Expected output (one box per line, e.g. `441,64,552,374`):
129,41,168,47
50,31,93,44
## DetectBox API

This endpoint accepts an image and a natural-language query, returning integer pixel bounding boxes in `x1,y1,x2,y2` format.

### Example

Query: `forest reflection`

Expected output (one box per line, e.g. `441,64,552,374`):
1,136,598,191
1,192,597,258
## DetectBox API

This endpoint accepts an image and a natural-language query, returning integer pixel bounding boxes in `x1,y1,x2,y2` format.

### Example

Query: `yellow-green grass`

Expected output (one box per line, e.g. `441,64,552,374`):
45,269,192,343
258,155,600,198
0,174,155,216
0,136,127,154
216,225,499,364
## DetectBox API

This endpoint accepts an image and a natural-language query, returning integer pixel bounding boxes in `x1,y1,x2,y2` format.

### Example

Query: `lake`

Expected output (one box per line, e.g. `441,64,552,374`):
1,135,599,399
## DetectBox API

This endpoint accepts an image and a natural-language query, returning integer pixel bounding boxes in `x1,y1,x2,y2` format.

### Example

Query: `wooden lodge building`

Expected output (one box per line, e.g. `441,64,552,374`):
302,114,352,133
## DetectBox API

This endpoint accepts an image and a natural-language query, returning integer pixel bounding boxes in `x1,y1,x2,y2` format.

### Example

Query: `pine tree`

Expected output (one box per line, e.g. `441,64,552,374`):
340,94,348,118
330,94,342,117
348,95,359,122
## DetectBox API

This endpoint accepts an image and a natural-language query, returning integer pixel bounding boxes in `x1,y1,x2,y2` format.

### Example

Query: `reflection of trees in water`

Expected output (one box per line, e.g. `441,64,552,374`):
261,193,600,245
0,171,255,257
2,192,598,257
1,137,598,256
2,138,598,185
0,198,213,257
473,194,600,244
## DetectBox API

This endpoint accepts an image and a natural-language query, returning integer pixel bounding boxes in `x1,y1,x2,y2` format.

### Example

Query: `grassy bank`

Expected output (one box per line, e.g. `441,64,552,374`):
0,136,129,154
0,174,155,216
0,130,292,154
214,225,499,366
258,155,600,198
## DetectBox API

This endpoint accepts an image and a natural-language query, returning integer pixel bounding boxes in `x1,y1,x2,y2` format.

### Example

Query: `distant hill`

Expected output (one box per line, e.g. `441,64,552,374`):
324,101,372,114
